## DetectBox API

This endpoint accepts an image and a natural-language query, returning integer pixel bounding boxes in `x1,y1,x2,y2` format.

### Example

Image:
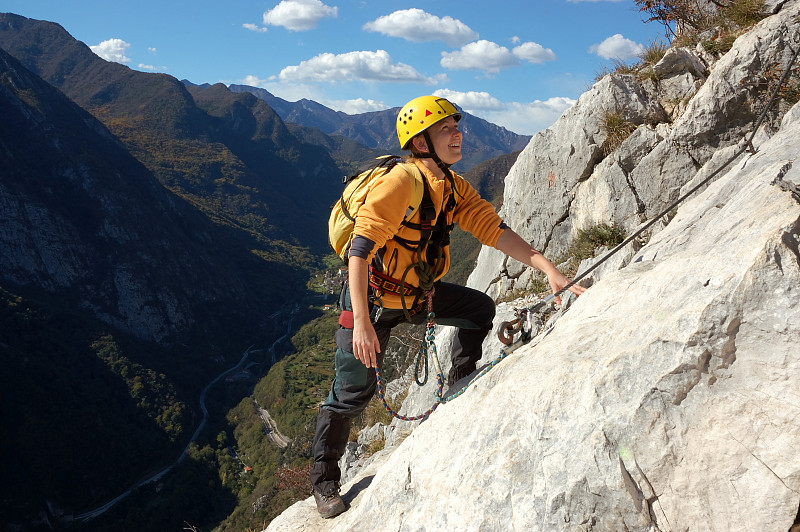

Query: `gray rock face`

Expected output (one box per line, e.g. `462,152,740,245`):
266,4,800,531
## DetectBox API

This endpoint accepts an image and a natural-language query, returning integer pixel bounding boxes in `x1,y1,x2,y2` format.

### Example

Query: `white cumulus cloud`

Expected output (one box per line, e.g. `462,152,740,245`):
433,89,505,111
363,8,478,47
325,98,388,114
449,93,575,135
90,38,131,64
278,50,436,84
137,64,167,72
502,97,577,134
513,41,557,64
589,34,645,60
263,0,337,31
441,40,519,73
243,23,268,33
434,89,575,134
239,75,270,87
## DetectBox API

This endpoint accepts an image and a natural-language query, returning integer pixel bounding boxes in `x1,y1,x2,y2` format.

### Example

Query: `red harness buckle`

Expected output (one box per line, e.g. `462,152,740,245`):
338,310,354,329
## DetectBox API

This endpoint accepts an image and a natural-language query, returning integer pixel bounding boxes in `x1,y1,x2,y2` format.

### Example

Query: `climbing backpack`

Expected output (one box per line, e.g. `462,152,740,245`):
329,155,433,262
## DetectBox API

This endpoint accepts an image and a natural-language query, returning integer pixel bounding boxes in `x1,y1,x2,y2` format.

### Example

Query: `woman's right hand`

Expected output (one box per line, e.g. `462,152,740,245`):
352,317,381,368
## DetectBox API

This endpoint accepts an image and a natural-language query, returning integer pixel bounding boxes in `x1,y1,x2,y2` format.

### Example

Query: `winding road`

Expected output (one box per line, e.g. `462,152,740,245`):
75,305,299,522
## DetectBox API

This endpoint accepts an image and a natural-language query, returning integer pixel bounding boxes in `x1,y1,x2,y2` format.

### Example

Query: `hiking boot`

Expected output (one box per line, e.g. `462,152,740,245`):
312,484,345,519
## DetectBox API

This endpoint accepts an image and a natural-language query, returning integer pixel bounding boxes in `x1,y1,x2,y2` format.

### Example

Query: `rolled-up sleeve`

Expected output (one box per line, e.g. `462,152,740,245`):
348,235,376,260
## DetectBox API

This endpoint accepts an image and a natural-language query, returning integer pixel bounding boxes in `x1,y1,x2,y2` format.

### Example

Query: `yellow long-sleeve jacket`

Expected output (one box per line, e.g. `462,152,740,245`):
349,158,506,310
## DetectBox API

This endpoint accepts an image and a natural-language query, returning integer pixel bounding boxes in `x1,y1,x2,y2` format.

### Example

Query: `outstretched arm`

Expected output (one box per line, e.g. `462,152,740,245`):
495,229,586,304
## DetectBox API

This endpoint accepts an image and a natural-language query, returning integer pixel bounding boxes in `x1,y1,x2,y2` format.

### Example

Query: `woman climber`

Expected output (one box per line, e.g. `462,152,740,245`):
311,95,585,518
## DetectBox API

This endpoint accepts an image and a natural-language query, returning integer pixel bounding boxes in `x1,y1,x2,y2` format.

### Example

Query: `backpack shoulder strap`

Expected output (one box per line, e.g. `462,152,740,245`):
396,162,435,225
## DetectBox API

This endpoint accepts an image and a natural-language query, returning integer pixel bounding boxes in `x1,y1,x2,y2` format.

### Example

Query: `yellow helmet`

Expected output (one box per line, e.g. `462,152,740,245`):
396,96,462,150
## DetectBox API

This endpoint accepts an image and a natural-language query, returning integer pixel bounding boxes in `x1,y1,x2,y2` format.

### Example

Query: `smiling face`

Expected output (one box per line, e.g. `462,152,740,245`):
411,116,463,166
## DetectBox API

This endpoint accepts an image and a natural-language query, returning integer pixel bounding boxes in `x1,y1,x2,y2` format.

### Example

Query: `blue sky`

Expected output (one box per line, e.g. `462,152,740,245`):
4,0,665,135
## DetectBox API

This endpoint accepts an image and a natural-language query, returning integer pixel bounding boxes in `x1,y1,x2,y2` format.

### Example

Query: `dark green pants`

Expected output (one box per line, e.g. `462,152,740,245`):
310,281,495,493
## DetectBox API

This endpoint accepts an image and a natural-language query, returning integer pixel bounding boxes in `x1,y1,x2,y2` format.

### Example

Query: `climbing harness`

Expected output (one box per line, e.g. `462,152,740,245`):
374,33,800,421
